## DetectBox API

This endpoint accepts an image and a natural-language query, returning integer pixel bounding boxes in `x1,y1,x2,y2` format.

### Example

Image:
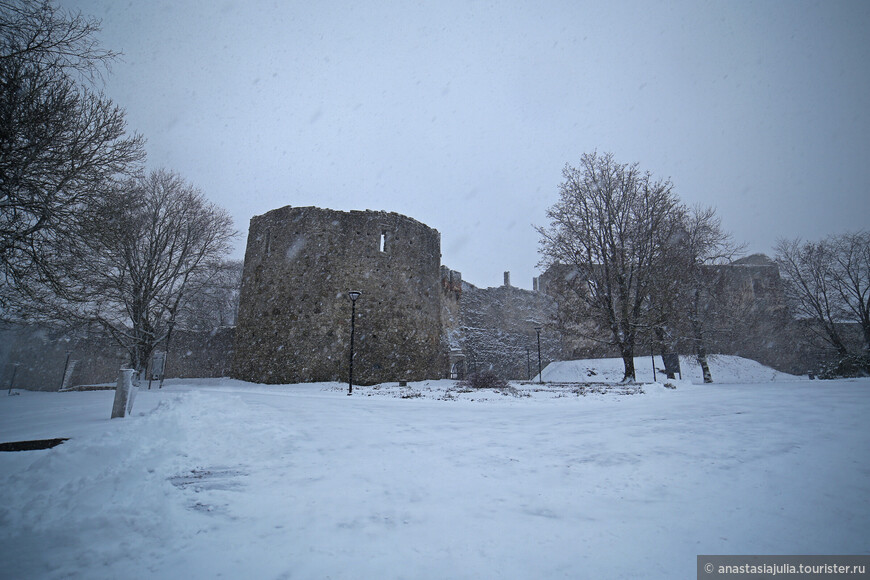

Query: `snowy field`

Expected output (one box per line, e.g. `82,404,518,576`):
1,358,868,579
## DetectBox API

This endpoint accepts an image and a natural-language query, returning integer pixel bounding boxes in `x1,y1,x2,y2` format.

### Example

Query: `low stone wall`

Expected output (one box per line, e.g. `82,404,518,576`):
0,325,235,391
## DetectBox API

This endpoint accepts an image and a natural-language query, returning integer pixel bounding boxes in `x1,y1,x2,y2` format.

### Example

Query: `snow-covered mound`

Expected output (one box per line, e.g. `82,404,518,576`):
538,354,801,384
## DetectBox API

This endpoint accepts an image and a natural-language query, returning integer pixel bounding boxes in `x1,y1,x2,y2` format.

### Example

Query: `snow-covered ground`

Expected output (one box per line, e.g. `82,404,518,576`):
1,358,868,579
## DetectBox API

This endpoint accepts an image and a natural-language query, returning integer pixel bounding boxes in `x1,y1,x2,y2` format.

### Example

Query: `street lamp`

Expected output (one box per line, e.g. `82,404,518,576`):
526,347,531,381
347,290,361,396
535,327,543,384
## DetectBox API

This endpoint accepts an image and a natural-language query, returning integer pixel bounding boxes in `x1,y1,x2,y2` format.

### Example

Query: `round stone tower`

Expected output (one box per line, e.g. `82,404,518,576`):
232,206,446,384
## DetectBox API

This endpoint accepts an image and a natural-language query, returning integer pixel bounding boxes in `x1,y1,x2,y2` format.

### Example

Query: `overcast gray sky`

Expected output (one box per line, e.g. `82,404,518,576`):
60,0,870,289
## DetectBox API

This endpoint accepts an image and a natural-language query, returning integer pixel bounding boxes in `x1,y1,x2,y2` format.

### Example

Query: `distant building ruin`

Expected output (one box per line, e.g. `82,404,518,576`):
537,253,799,372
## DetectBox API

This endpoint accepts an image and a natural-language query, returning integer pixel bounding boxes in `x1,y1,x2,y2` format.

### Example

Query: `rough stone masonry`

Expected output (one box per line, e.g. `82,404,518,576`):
232,206,446,385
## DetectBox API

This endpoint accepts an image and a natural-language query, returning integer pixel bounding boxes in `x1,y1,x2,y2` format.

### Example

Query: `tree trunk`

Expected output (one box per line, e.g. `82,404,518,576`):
654,327,676,379
131,346,147,383
825,321,851,361
620,343,636,383
697,347,713,384
864,321,870,373
132,334,154,384
690,290,713,384
159,321,176,389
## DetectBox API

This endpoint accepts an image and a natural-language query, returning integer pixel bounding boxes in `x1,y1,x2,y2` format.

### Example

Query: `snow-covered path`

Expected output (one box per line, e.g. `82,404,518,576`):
1,378,869,579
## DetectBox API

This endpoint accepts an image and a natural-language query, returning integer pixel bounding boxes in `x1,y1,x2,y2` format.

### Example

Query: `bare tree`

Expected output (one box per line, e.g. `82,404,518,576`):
54,169,236,375
176,259,243,332
775,232,869,374
1,0,144,313
537,152,684,382
665,205,744,383
775,238,851,359
828,232,870,355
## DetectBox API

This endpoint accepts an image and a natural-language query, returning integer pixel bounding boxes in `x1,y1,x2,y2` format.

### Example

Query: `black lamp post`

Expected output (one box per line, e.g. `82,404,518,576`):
526,347,531,381
347,290,361,396
535,327,543,384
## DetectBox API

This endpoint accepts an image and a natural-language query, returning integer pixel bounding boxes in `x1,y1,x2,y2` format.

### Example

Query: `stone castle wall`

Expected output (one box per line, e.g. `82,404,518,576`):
232,206,446,384
440,267,465,377
458,279,563,380
703,256,790,366
537,254,806,374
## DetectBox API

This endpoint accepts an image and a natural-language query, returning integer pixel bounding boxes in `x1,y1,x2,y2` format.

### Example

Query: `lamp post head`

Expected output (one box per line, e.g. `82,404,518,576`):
534,326,542,334
348,290,361,302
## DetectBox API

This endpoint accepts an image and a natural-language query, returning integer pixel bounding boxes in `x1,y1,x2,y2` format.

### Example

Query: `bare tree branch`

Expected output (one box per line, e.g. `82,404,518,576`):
0,0,144,316
776,232,870,375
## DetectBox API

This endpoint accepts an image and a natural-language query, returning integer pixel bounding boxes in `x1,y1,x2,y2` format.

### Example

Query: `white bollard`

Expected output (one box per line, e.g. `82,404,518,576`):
111,368,136,419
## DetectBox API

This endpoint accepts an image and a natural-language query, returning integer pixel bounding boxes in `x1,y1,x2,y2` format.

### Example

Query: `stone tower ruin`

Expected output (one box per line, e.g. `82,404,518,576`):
232,206,446,384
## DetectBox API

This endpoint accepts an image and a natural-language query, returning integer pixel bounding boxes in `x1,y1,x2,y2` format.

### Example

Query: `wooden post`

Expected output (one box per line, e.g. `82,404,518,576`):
7,364,19,396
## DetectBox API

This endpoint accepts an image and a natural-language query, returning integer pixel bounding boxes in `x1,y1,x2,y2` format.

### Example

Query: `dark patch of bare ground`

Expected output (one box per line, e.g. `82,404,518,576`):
0,438,69,451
